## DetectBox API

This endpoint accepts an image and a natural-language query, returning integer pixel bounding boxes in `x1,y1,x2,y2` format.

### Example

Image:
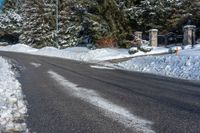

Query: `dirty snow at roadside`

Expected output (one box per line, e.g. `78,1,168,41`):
0,44,168,62
115,44,200,81
0,57,28,132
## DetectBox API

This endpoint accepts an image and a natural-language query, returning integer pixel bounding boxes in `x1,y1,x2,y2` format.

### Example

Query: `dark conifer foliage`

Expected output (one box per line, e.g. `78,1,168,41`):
1,0,199,48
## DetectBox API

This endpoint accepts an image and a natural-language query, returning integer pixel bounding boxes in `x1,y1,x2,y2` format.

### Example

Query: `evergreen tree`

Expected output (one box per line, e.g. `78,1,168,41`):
1,0,199,48
19,0,56,48
190,0,200,26
0,0,22,38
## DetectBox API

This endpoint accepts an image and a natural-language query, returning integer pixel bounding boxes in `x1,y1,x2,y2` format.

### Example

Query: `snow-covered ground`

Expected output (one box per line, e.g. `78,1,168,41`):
114,44,200,81
0,57,28,132
1,44,200,81
0,44,168,62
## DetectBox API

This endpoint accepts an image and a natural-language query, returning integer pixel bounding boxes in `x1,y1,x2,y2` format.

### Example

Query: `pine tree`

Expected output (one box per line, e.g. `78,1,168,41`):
0,0,22,38
19,0,56,48
190,0,200,26
3,0,199,48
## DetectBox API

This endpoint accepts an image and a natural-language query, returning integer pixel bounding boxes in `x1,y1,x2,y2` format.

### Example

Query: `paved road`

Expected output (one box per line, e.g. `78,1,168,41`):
0,51,200,133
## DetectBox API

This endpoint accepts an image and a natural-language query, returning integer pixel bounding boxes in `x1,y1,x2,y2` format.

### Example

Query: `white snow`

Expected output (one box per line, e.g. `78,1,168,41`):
0,57,28,132
115,44,200,80
48,70,155,133
30,62,41,68
0,44,38,53
90,65,115,70
0,10,22,32
0,44,168,62
1,44,200,80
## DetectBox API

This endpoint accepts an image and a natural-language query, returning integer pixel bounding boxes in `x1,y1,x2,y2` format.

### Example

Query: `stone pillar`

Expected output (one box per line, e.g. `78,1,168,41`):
183,25,196,46
134,31,143,39
149,29,158,47
134,31,143,45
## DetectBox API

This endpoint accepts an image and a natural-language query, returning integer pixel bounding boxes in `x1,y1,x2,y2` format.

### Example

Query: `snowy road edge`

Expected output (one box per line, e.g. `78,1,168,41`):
0,57,29,132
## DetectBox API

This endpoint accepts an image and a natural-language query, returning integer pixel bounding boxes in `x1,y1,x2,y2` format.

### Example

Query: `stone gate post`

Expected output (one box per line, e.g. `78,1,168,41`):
134,31,143,45
183,25,196,46
134,31,143,39
149,29,158,47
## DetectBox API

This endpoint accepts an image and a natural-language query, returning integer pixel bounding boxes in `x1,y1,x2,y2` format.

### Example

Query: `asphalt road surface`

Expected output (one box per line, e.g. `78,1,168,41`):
0,51,200,133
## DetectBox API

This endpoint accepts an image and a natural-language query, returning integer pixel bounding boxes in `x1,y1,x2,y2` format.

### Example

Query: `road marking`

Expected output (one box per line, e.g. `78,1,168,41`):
48,70,155,133
30,62,41,68
90,65,115,70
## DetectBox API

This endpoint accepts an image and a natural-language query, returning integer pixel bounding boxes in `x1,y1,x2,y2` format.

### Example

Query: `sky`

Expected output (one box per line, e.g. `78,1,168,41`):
0,0,5,9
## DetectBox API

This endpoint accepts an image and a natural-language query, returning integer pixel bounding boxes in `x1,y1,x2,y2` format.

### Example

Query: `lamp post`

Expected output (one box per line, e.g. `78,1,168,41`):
16,0,18,9
55,0,59,48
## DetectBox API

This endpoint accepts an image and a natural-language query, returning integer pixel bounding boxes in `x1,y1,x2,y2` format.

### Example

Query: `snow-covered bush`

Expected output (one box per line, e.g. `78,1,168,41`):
128,47,138,54
138,45,153,53
0,42,9,46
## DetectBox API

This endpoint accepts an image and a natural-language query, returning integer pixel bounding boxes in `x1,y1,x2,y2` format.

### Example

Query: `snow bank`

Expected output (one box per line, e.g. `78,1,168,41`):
180,44,200,56
1,44,200,80
0,44,169,62
0,44,38,53
0,57,28,132
115,45,200,80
